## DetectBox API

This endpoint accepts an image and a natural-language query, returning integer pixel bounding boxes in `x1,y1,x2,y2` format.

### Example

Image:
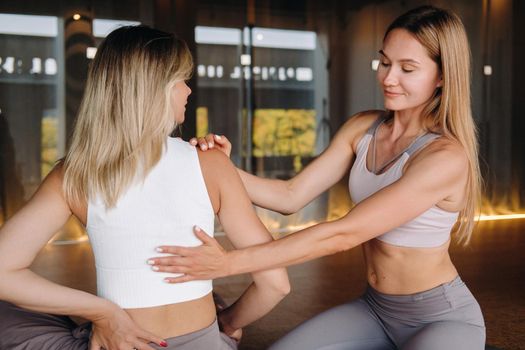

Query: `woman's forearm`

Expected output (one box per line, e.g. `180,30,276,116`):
237,169,299,214
0,268,117,321
228,220,355,275
219,268,290,332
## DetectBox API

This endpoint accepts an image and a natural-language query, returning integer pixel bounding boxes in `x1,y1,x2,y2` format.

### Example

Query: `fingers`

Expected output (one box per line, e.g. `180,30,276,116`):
189,133,229,151
213,134,229,145
189,136,209,150
148,257,190,273
164,274,197,283
189,134,216,151
136,331,168,349
155,245,194,256
193,225,216,244
134,343,155,350
142,332,168,348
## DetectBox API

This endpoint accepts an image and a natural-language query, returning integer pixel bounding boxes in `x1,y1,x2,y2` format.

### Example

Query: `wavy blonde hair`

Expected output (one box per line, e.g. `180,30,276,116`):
385,6,481,244
63,26,193,208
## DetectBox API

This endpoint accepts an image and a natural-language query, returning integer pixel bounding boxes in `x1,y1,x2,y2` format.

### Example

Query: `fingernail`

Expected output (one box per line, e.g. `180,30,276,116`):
147,259,155,265
152,266,160,271
200,145,205,150
215,135,222,140
194,225,201,231
163,278,171,283
160,341,168,347
156,247,164,253
208,142,214,148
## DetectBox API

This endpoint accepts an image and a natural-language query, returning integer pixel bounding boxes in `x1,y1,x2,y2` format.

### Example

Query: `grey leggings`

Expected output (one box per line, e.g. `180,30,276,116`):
0,301,236,350
270,277,485,350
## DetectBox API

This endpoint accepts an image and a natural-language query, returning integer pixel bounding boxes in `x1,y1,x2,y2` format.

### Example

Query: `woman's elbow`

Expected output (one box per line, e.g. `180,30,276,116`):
257,269,291,298
277,206,298,216
277,273,292,297
277,182,302,215
270,270,291,298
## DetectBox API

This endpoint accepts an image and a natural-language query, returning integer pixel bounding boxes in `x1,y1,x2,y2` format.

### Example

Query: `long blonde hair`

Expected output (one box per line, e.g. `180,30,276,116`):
385,6,481,244
63,26,193,208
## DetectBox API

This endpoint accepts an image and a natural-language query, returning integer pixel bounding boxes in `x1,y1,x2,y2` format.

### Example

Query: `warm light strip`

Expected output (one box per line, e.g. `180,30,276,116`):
478,214,525,221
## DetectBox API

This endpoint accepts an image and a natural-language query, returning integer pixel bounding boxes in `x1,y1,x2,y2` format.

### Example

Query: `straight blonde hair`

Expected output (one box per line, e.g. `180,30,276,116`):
63,26,193,208
385,6,481,244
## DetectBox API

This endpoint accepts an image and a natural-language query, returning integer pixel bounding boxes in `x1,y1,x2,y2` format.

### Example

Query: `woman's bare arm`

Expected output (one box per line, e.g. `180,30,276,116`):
193,149,290,334
153,138,468,279
193,111,380,214
0,167,166,350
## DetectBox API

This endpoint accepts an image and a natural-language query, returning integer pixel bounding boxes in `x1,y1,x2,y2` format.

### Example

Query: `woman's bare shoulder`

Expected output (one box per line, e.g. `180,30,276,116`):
196,148,238,213
40,162,65,192
408,136,468,177
336,110,386,150
45,161,88,224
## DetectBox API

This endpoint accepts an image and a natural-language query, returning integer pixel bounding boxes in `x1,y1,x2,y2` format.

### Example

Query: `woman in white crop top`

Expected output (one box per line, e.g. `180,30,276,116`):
152,6,485,349
0,26,289,350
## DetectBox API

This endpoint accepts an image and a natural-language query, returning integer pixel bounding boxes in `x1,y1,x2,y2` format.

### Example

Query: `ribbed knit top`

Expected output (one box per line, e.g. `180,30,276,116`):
348,117,459,248
86,137,214,308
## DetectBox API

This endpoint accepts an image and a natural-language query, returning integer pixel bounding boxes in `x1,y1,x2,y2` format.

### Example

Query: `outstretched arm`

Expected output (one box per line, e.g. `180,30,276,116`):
191,112,378,214
152,139,468,279
0,167,166,350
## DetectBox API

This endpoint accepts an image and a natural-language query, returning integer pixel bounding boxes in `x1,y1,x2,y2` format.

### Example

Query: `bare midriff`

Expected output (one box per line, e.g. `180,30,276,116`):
124,292,216,339
363,239,458,295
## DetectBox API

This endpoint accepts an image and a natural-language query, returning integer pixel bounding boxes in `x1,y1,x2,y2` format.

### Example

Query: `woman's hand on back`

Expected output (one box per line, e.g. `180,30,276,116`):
89,302,167,350
149,226,230,283
189,134,232,157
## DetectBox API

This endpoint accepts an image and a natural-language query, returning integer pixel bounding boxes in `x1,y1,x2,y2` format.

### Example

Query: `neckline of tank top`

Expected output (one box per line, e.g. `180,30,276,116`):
368,118,438,176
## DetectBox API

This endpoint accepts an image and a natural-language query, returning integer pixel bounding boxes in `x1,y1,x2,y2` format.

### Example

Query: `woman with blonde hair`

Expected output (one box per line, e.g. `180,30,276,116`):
0,25,289,350
151,6,486,349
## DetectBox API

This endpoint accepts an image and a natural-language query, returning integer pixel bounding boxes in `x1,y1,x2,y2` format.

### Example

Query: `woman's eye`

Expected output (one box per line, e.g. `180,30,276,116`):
402,68,414,73
380,61,390,67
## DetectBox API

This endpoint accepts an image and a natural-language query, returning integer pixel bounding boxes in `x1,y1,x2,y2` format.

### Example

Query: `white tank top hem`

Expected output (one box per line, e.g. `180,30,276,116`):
348,116,459,248
87,137,214,309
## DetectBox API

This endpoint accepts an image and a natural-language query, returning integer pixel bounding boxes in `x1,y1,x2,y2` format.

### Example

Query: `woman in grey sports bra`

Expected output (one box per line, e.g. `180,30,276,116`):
151,5,485,349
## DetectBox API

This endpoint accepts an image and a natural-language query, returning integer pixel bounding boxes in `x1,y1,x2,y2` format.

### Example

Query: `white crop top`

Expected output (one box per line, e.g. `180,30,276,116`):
87,137,214,308
348,117,459,248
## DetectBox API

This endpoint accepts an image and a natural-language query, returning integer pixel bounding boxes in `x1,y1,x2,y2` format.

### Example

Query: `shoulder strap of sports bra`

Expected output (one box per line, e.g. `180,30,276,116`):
405,133,441,156
366,114,387,135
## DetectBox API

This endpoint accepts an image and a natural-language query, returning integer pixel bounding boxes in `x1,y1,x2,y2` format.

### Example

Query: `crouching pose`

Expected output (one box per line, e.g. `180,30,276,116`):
0,25,289,350
152,6,486,350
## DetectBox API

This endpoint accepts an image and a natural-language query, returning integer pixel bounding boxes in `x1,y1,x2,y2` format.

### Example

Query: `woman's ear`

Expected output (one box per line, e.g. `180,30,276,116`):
436,75,443,88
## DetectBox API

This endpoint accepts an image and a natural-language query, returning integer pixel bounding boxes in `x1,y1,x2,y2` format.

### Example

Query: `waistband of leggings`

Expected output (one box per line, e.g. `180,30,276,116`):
162,318,218,345
366,275,464,303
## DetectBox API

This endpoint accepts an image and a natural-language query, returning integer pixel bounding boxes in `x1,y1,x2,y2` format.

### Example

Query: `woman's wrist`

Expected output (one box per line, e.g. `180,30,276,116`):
83,298,120,322
218,309,239,337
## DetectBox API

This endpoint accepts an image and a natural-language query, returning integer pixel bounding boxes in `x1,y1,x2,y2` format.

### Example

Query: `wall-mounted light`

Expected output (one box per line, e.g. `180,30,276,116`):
72,13,81,21
240,54,251,66
371,59,380,71
483,65,492,76
86,47,97,59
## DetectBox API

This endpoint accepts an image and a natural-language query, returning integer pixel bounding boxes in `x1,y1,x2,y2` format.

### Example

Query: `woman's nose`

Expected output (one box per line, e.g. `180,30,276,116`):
382,68,398,87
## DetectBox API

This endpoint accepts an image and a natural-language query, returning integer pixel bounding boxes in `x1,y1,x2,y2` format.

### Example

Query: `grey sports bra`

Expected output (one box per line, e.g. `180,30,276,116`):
348,116,459,248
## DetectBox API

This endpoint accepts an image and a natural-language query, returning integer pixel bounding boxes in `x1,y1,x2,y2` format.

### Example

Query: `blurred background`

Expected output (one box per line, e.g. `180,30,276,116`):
1,1,524,349
0,0,523,238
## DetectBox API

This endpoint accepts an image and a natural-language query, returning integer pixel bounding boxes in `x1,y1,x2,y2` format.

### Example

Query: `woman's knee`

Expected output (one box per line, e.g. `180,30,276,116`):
270,300,393,350
0,300,89,350
402,321,485,350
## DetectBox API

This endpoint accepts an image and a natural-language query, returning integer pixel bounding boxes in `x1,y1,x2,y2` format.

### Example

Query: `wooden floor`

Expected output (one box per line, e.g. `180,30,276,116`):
31,217,524,350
